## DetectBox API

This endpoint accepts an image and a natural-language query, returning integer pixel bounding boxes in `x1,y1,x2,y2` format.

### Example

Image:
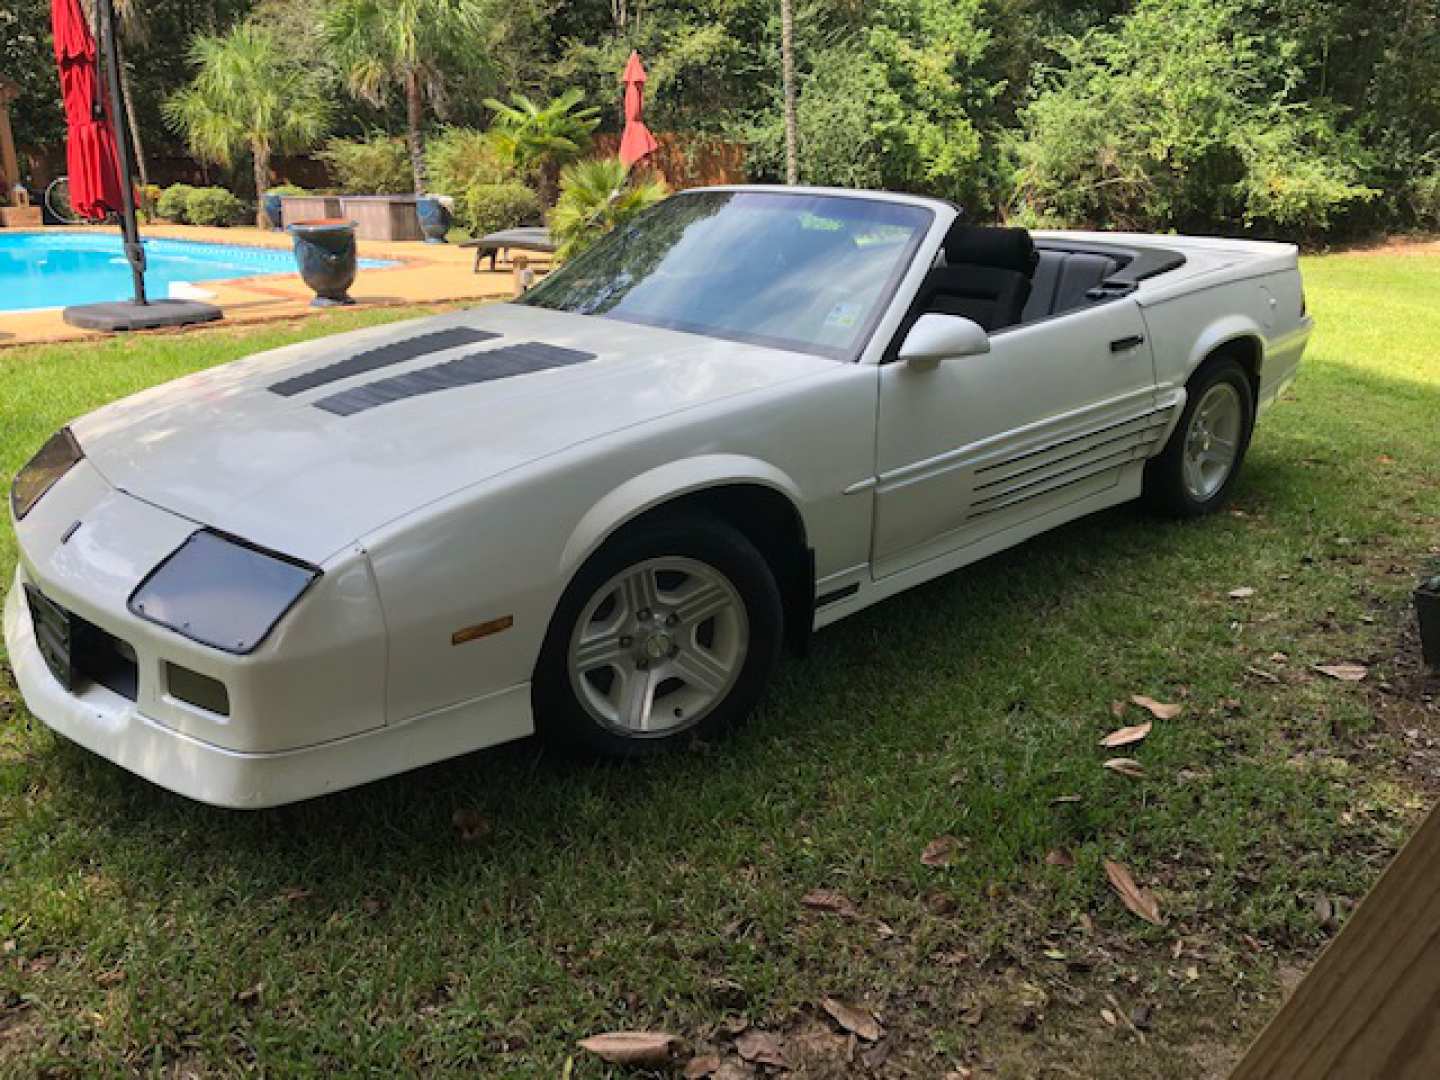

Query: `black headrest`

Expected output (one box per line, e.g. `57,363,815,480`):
943,224,1037,276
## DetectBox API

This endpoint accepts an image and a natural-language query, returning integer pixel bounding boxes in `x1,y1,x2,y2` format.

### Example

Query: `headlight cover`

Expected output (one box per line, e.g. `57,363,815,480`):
11,428,83,520
128,530,321,654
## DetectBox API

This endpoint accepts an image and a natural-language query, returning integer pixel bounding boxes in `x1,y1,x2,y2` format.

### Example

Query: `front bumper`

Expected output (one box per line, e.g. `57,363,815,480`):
5,569,532,808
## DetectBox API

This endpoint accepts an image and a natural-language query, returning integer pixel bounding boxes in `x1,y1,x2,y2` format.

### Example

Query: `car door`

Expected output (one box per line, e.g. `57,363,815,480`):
872,298,1160,578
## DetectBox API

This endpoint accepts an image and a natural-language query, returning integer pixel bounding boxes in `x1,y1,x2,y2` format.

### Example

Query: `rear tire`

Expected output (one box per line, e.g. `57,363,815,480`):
1144,357,1255,518
533,515,783,757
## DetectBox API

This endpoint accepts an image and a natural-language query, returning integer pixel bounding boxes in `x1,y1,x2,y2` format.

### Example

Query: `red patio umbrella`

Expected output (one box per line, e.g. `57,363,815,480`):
618,51,659,169
51,0,124,220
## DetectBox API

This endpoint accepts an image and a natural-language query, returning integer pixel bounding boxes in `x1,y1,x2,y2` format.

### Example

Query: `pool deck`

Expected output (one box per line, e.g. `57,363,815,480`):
0,224,544,348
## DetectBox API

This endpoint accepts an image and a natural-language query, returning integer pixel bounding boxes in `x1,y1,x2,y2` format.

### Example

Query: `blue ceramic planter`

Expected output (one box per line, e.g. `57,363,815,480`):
417,196,452,244
261,193,285,231
288,220,358,307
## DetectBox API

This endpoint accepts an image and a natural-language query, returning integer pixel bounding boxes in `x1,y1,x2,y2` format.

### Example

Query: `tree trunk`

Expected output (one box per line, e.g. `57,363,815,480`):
780,0,799,186
405,71,427,195
117,58,150,194
253,144,271,228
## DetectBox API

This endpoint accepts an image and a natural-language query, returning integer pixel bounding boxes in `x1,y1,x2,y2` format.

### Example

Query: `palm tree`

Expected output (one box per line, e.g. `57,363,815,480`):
104,0,152,192
323,0,485,194
549,156,667,261
780,0,799,185
482,90,601,207
164,25,330,227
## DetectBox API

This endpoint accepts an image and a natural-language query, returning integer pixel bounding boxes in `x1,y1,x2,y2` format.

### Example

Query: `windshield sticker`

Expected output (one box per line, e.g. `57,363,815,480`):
824,302,863,330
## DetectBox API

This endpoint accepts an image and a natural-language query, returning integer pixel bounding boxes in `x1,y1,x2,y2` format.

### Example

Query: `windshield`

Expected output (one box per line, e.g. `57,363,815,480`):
521,191,933,360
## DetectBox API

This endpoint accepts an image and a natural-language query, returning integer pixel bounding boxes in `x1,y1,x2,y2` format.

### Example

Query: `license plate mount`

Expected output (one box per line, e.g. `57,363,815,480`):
23,584,75,691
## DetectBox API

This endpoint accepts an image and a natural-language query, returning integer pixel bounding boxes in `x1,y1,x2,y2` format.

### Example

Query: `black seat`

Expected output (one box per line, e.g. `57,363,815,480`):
919,225,1037,332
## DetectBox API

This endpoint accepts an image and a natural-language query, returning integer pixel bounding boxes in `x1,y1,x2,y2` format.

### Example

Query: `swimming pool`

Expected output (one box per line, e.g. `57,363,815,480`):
0,231,393,313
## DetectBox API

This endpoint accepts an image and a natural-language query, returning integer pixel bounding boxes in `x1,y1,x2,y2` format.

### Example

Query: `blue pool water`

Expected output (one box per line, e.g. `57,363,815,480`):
0,231,392,313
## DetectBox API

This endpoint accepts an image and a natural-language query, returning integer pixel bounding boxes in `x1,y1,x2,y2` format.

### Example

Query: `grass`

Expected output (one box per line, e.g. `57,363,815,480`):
2,253,1439,1078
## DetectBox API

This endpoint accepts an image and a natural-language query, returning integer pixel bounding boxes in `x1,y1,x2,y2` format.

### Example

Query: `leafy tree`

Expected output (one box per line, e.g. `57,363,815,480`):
745,0,993,206
549,156,667,260
323,0,488,193
1011,0,1377,235
483,90,601,206
164,23,330,226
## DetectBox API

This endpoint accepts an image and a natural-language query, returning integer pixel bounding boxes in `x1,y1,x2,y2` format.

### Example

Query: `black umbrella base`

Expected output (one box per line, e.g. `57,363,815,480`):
62,300,223,332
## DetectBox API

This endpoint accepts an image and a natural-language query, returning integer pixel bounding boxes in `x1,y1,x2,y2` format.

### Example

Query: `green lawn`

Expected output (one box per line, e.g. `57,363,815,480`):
2,254,1439,1078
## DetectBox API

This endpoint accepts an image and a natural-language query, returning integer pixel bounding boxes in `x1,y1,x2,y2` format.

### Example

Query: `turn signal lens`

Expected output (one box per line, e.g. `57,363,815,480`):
11,428,83,521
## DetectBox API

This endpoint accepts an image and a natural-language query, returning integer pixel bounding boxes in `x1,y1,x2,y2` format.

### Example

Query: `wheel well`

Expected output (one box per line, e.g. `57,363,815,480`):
627,484,814,655
1202,336,1262,402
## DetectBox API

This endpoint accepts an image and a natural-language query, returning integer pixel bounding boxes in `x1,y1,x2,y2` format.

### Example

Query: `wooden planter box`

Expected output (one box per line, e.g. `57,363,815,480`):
1,205,42,228
279,194,342,222
339,195,423,242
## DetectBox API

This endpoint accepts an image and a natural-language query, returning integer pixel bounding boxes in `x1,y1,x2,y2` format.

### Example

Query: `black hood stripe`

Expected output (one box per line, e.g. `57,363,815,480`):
313,342,596,417
268,327,501,397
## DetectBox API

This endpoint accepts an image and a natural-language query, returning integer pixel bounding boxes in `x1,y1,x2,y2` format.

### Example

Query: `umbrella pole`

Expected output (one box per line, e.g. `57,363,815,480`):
95,0,146,306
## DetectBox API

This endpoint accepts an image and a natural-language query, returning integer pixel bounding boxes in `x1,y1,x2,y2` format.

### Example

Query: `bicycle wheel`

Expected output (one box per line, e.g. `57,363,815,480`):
45,177,84,225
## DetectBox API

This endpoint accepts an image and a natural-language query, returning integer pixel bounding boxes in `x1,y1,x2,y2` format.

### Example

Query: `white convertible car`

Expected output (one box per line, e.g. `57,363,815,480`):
4,186,1311,807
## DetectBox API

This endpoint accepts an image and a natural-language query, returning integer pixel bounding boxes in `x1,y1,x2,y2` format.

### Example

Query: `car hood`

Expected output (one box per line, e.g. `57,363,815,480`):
72,305,836,564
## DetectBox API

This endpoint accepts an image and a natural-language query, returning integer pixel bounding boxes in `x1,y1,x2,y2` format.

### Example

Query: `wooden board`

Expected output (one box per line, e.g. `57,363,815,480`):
1231,798,1440,1079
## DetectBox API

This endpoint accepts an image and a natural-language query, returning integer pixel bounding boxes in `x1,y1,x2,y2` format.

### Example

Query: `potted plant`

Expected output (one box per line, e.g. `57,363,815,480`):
288,219,358,306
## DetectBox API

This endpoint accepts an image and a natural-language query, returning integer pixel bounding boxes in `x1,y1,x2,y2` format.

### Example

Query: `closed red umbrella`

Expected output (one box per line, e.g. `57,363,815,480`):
618,50,659,169
51,0,124,220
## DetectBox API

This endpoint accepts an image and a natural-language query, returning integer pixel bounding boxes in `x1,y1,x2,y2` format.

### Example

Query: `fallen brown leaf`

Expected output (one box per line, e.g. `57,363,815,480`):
862,1041,891,1070
921,835,962,867
801,889,858,918
683,1054,723,1078
577,1032,678,1067
1314,662,1367,682
279,887,312,903
451,808,492,843
1130,695,1182,720
959,1003,984,1026
734,1030,787,1068
1103,757,1146,779
1100,1008,1118,1027
1104,859,1164,925
821,997,884,1042
1099,721,1152,748
1045,848,1075,867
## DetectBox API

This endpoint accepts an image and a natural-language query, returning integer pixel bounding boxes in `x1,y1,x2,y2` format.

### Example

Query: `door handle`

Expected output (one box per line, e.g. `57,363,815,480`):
1110,334,1146,352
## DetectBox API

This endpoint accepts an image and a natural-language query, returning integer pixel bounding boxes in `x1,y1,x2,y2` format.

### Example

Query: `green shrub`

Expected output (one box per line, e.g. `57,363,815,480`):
1409,169,1440,229
427,127,510,198
1011,0,1376,235
184,186,246,226
157,184,196,223
459,183,540,237
550,157,667,261
317,135,413,194
265,183,308,196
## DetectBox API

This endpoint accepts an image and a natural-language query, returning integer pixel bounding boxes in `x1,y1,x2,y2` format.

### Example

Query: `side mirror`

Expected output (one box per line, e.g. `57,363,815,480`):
898,313,990,369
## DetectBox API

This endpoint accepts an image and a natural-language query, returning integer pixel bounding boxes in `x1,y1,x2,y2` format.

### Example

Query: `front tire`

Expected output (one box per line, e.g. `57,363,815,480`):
533,515,783,756
1144,357,1255,517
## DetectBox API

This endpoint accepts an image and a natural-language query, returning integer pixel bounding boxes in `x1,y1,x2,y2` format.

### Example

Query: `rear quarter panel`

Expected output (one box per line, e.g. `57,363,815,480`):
1139,263,1310,408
